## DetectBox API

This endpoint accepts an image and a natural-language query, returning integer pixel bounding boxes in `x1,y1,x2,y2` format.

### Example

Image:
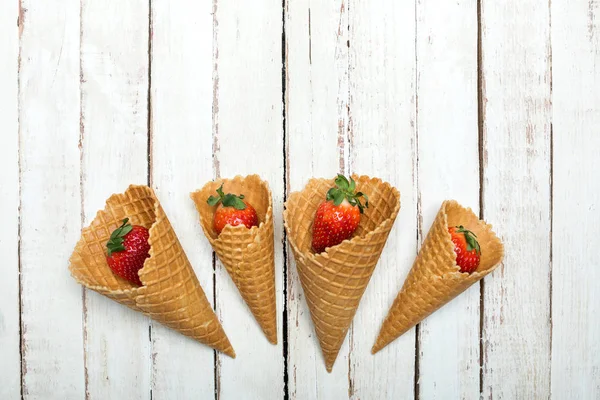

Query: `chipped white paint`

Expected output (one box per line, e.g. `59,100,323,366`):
551,0,600,398
286,0,351,398
80,0,151,398
2,0,600,398
150,0,217,397
213,0,285,398
18,0,85,397
0,0,20,398
481,0,552,398
347,0,417,398
416,0,481,398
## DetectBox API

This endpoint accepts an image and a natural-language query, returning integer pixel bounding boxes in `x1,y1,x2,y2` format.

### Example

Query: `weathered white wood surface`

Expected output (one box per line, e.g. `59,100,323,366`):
416,0,481,398
18,0,85,398
551,0,600,397
348,0,417,398
150,0,217,398
2,0,600,398
213,1,285,398
481,0,552,398
0,0,20,398
80,1,151,398
286,0,350,398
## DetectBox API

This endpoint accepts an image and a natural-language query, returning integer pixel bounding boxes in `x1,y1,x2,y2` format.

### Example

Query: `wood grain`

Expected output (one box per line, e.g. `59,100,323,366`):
150,0,217,397
481,0,552,397
347,0,417,398
416,0,481,398
0,0,21,398
18,0,85,397
285,0,351,397
213,0,285,398
551,0,600,397
80,0,151,398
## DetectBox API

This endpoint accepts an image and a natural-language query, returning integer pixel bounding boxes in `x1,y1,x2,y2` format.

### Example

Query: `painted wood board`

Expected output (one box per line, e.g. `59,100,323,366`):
551,0,600,397
150,0,218,397
285,0,351,397
80,1,151,398
415,0,481,398
18,0,85,397
480,0,553,398
212,0,285,398
0,0,21,398
347,0,417,398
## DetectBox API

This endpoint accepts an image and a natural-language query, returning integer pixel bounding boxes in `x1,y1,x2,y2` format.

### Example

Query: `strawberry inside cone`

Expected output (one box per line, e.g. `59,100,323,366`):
207,184,259,235
448,225,481,274
106,218,150,286
311,174,369,254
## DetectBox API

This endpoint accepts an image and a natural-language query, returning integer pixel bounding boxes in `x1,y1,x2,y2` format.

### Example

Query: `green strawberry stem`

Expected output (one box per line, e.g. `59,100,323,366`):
207,184,247,210
106,218,133,256
326,174,369,214
455,225,481,255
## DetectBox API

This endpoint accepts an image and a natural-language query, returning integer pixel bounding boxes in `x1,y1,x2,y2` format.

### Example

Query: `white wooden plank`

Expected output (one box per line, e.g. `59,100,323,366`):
214,0,284,398
285,0,351,397
150,0,216,398
19,0,85,397
80,0,151,398
551,0,600,397
481,0,552,397
415,0,480,398
0,0,21,398
347,0,417,398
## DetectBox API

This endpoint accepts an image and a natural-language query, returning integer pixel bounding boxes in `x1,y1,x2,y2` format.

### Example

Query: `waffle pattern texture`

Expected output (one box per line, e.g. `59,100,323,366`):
191,175,277,344
284,175,401,372
372,200,505,354
69,185,235,357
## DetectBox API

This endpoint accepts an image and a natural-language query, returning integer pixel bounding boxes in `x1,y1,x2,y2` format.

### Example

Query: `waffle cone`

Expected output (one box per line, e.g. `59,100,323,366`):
69,185,235,357
191,175,277,344
372,200,504,354
284,175,400,372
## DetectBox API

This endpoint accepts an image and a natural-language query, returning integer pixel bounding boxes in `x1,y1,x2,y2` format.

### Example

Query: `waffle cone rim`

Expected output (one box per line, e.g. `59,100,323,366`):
283,175,401,261
191,174,273,249
69,184,164,295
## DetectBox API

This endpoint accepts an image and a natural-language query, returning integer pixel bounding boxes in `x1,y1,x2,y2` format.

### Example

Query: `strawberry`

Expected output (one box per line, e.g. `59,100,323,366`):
311,175,368,253
207,184,258,235
448,225,481,274
105,218,150,286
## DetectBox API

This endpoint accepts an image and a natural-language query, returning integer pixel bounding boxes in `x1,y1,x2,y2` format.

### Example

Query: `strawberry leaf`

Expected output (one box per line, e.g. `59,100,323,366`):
335,174,349,190
325,175,369,214
456,226,481,255
207,184,246,210
333,189,345,206
349,177,356,192
326,188,337,201
207,195,221,206
106,218,132,256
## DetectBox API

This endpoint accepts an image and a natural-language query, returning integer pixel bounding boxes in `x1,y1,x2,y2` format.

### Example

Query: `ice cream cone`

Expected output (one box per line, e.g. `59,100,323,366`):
284,175,400,372
69,185,235,357
191,175,277,344
372,200,504,354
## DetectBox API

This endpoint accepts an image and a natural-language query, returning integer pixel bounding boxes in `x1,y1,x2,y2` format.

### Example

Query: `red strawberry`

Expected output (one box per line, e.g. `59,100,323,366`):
448,225,481,274
207,184,258,235
105,218,150,286
311,175,368,253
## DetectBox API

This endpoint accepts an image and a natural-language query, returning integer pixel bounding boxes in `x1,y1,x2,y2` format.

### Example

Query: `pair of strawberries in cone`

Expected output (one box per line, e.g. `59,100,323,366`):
69,174,504,371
